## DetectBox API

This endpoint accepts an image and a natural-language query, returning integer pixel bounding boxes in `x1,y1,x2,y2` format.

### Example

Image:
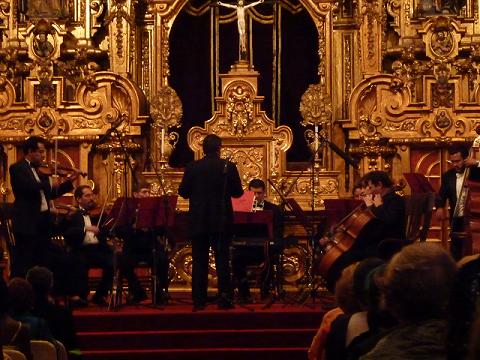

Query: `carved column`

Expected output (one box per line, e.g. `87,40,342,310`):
358,0,384,76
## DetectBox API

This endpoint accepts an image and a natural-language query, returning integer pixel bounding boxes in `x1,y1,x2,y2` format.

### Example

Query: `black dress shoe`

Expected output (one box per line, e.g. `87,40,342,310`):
192,304,206,312
127,292,148,305
154,291,170,305
69,296,88,308
237,294,252,305
218,297,235,310
91,295,108,306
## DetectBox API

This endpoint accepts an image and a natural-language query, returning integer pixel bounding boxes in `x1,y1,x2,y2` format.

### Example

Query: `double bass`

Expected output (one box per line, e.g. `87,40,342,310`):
454,128,480,255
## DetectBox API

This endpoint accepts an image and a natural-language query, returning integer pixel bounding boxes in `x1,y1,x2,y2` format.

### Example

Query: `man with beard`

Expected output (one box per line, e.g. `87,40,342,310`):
63,185,114,305
436,145,480,260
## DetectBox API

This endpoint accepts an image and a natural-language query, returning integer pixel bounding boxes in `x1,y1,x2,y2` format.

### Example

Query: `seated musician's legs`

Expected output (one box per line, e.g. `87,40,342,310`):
260,246,279,299
191,234,210,308
119,252,147,303
232,247,252,300
153,248,170,304
82,244,113,302
211,233,234,309
69,252,90,300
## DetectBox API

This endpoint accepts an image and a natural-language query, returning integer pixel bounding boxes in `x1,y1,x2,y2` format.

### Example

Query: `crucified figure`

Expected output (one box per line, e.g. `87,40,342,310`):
217,0,264,60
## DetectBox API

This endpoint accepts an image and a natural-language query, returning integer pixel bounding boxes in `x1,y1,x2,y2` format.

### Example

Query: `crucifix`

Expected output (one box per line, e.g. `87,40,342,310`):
217,0,264,60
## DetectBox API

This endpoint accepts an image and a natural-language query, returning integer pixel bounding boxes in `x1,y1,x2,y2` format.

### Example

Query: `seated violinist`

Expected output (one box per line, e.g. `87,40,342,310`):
232,179,284,303
62,185,114,306
118,181,171,305
323,171,406,291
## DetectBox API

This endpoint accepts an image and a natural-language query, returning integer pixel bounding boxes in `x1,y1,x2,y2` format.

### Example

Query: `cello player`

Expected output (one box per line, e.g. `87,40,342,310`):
323,171,406,291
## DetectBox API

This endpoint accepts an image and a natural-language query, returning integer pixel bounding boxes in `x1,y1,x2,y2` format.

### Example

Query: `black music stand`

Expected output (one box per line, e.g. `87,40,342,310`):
136,195,178,305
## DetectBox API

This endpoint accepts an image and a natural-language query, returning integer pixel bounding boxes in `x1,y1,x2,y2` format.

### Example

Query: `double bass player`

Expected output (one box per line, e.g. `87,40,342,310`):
436,144,480,260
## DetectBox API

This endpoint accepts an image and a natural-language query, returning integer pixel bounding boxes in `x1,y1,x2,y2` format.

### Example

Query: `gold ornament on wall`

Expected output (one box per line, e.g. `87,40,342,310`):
150,85,182,164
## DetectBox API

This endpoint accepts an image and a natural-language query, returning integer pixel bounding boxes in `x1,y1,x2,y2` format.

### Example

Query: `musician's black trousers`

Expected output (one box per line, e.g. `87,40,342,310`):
121,249,169,296
232,245,279,297
71,243,114,299
191,233,232,306
451,217,466,261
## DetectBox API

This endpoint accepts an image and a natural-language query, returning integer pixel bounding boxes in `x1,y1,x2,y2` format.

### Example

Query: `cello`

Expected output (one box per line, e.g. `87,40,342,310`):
316,201,375,278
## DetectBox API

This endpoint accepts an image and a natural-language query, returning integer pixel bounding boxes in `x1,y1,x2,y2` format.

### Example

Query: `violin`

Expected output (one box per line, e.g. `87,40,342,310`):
37,161,87,177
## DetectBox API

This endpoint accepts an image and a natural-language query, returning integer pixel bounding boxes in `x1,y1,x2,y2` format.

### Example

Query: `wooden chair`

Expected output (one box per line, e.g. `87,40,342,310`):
52,340,67,360
30,340,57,360
404,192,436,243
2,349,27,360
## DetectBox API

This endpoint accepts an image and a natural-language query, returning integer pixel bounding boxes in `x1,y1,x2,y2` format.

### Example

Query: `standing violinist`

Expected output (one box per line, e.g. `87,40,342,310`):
324,171,405,291
9,136,79,278
436,145,480,260
62,185,114,306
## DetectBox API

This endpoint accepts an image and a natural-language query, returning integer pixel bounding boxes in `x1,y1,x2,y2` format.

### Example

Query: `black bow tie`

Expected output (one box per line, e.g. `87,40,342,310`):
79,208,89,216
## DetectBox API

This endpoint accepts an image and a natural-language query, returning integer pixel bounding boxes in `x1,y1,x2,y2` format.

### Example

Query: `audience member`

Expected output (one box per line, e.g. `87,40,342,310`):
309,262,361,360
360,242,456,360
324,258,393,360
447,254,480,360
7,277,54,342
0,278,32,360
26,266,79,352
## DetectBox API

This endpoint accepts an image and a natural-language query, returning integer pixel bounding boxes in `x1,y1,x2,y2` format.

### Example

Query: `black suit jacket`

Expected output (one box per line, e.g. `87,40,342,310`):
436,166,480,219
178,154,244,237
9,159,73,236
63,211,107,251
355,190,406,253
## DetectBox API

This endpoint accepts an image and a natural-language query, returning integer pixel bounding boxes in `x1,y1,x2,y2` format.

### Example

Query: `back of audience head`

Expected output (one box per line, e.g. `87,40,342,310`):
335,262,362,314
8,278,34,315
26,266,53,299
353,257,385,310
381,242,456,323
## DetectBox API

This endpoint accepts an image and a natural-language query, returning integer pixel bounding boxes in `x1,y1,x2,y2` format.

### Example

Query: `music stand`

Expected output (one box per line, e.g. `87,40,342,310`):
103,197,138,310
403,173,435,193
136,195,178,305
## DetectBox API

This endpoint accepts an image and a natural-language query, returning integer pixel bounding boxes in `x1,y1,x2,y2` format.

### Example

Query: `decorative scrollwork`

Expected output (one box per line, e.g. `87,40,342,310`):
150,86,183,129
300,84,332,127
172,245,217,286
222,84,255,137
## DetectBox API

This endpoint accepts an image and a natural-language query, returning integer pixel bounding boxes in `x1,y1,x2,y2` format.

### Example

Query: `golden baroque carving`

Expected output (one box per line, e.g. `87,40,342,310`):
219,83,257,137
104,0,136,59
150,85,183,129
222,146,263,185
300,83,332,126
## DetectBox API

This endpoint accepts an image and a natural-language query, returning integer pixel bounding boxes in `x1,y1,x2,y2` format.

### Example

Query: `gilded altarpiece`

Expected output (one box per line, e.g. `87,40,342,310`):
4,0,480,282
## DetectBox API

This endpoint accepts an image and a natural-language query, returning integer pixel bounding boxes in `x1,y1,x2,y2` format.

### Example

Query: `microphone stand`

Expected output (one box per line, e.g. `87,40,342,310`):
93,128,136,311
269,133,359,305
149,150,174,306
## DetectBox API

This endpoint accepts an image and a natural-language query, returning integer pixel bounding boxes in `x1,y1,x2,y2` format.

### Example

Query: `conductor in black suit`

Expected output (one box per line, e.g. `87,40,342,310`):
178,134,244,310
436,145,480,260
9,136,77,277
